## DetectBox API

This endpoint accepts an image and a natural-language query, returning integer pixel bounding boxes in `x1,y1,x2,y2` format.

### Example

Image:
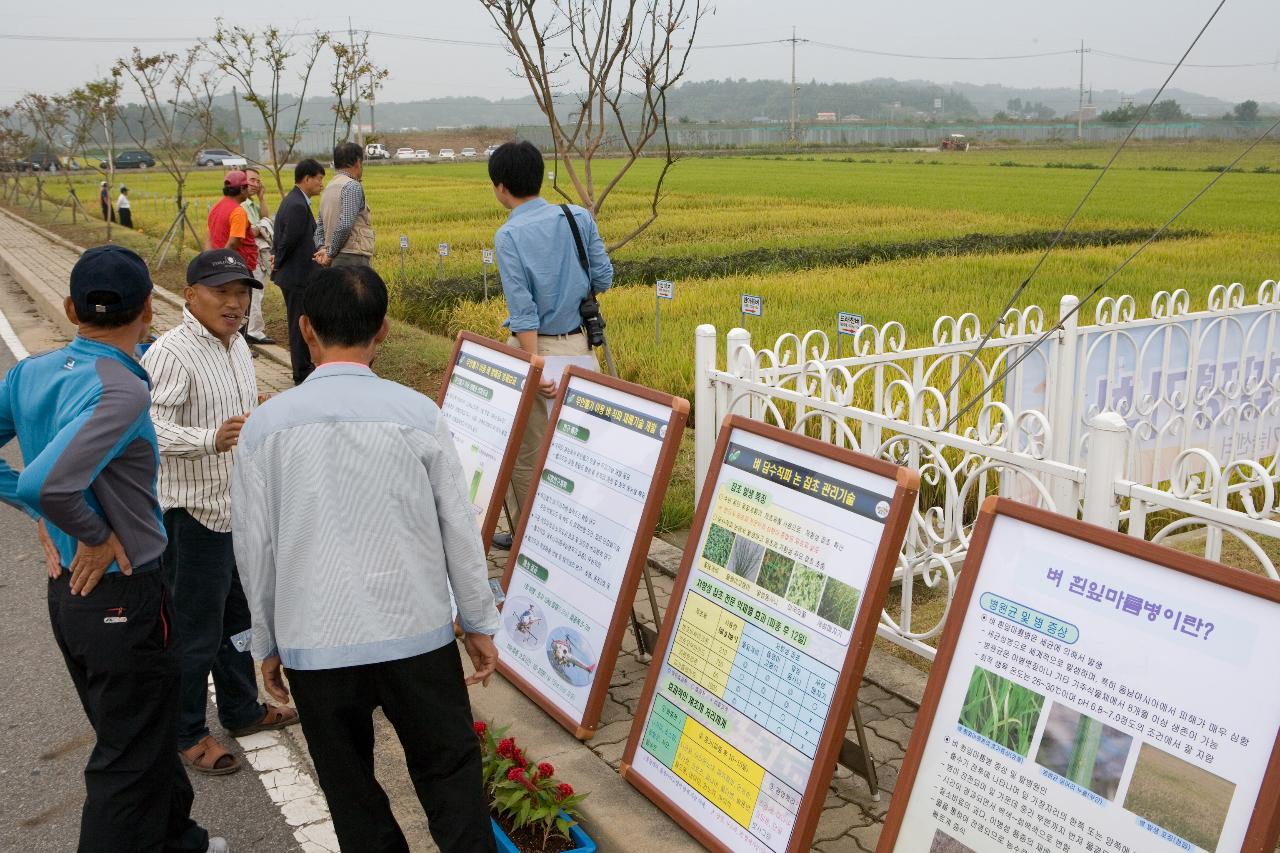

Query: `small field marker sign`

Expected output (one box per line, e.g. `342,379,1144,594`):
438,242,450,257
482,248,495,297
836,311,863,357
741,293,763,318
654,280,674,345
399,235,409,275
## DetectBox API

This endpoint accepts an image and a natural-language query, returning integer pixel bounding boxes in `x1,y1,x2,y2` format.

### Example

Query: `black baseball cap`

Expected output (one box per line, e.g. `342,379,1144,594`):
69,245,153,319
186,249,263,289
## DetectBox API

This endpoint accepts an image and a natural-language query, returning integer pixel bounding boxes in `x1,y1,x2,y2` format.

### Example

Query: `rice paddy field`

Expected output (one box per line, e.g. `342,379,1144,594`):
37,138,1273,405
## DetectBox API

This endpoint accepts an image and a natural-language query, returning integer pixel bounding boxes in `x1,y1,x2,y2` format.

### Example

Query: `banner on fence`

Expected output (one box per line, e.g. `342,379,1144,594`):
499,368,688,738
621,416,919,853
879,498,1280,853
437,333,543,548
1009,305,1280,481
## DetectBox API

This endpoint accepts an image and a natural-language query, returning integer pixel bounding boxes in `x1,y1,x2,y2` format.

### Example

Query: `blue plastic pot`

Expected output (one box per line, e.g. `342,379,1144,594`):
491,812,596,853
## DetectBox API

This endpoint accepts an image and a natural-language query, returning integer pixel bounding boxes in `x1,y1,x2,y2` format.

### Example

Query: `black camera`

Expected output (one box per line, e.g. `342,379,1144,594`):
579,294,607,348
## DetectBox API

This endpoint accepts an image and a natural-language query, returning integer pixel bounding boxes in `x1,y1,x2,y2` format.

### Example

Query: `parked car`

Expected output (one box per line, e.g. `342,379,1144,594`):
394,147,416,160
100,149,155,169
437,148,456,161
459,147,477,159
23,151,62,171
365,143,390,160
483,144,499,157
195,148,236,166
413,149,432,160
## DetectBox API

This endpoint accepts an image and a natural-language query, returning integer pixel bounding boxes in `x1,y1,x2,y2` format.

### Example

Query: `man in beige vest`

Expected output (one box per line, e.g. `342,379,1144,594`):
315,142,374,269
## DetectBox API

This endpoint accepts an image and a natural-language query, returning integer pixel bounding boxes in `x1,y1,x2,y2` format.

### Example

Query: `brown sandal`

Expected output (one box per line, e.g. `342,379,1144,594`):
180,734,241,776
228,703,300,737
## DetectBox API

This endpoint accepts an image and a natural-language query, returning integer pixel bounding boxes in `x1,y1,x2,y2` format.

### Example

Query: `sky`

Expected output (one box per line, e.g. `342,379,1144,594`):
1,0,1277,107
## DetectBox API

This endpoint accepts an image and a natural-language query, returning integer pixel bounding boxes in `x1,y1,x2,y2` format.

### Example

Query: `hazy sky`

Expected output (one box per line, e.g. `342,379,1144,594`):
2,0,1276,106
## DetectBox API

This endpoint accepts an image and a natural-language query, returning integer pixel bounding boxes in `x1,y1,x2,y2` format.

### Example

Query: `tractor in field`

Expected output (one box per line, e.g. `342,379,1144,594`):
939,133,969,152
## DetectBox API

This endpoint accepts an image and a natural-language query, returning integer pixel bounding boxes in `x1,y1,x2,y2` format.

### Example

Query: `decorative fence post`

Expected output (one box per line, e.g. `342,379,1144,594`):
1082,412,1128,530
726,327,753,419
1048,294,1081,511
693,324,718,504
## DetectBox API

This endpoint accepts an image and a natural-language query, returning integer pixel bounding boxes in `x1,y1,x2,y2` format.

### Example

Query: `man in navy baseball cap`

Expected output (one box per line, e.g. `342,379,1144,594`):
67,244,154,323
186,248,263,290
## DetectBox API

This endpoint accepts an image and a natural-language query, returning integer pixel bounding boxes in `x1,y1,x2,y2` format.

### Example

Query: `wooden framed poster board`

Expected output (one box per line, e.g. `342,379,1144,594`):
879,497,1280,853
437,332,543,549
497,365,689,739
620,415,920,853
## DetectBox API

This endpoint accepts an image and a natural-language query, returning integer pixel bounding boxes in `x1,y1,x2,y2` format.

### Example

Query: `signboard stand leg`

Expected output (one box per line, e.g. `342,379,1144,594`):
838,703,881,800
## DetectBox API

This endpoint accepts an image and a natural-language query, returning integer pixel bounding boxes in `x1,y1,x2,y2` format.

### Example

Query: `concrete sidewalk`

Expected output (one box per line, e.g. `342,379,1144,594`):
0,205,928,851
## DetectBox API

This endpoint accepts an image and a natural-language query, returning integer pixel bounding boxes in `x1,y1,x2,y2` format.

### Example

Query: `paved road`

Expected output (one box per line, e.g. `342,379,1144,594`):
0,276,304,852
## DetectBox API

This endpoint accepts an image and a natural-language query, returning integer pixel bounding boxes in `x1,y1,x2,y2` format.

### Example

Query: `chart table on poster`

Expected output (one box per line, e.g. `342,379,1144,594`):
627,425,901,853
668,589,837,759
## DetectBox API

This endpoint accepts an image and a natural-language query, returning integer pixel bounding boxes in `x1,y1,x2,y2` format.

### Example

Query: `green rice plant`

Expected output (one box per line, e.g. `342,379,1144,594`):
784,563,827,612
701,523,734,567
957,666,1045,757
756,549,795,596
726,535,766,582
1066,715,1103,788
816,577,862,629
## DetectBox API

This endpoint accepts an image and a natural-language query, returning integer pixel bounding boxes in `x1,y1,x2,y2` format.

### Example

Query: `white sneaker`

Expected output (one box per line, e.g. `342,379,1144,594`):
206,839,230,853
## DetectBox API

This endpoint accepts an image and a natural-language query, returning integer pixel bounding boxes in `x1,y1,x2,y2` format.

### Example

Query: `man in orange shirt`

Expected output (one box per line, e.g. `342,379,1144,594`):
207,172,261,344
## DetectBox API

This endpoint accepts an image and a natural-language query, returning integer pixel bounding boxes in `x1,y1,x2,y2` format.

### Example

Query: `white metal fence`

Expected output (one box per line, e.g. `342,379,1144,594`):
691,282,1280,662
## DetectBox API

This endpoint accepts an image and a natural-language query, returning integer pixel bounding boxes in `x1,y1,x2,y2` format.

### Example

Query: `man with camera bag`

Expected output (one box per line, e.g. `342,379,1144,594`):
488,142,614,541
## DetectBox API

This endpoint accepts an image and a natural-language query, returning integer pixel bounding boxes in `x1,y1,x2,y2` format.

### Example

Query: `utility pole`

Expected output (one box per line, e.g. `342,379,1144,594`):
349,18,362,145
1076,40,1087,141
232,86,247,157
788,27,802,144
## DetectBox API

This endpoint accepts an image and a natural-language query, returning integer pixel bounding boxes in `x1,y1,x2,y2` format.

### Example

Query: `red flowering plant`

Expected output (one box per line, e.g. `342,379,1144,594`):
474,721,587,850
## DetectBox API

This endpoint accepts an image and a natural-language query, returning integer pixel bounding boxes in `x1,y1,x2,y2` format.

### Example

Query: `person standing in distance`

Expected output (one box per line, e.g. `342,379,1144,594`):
116,185,133,229
488,141,613,546
0,245,226,853
232,265,499,853
142,249,300,778
314,142,374,269
206,171,260,346
98,180,115,223
238,168,274,344
271,158,325,384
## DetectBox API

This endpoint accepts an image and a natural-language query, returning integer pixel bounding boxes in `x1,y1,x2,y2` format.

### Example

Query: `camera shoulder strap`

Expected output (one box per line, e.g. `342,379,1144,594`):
559,204,590,276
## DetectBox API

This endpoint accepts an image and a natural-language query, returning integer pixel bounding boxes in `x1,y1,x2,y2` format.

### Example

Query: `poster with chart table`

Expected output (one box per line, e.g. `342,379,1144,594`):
878,497,1280,853
437,332,543,548
621,415,918,853
498,366,688,738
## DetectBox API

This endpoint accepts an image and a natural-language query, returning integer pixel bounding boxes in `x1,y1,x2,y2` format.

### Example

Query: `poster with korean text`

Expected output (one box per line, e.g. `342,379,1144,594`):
621,415,919,853
437,333,543,548
879,498,1280,853
498,366,688,738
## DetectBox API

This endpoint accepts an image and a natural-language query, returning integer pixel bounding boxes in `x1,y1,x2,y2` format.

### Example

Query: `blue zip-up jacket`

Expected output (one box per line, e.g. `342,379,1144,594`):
0,337,166,573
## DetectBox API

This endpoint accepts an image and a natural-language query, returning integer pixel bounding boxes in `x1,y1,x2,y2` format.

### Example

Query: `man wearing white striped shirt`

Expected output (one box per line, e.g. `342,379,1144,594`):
141,249,298,777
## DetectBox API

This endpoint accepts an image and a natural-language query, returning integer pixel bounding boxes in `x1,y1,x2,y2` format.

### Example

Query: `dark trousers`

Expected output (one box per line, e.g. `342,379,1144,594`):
119,207,133,229
48,570,209,853
286,645,496,853
279,283,315,385
162,508,264,750
100,200,115,223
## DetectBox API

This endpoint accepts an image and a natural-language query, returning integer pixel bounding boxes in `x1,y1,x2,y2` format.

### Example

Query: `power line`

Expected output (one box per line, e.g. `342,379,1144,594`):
942,112,1280,434
807,40,1077,61
1092,49,1278,69
938,0,1229,416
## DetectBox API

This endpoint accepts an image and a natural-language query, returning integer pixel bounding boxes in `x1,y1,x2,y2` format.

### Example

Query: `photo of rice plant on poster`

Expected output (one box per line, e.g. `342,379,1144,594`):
957,666,1045,757
1123,743,1237,852
1035,703,1133,800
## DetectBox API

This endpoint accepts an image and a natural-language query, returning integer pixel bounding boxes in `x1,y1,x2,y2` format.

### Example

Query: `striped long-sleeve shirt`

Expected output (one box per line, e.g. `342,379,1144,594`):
140,308,258,533
314,180,365,257
230,362,499,669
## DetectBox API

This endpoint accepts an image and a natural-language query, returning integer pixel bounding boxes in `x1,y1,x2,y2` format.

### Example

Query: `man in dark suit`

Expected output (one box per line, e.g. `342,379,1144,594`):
271,158,326,384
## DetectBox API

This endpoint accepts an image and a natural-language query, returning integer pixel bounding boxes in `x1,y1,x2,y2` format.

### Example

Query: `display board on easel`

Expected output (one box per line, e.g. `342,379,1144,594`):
620,415,919,853
878,497,1280,853
437,332,543,548
498,365,688,739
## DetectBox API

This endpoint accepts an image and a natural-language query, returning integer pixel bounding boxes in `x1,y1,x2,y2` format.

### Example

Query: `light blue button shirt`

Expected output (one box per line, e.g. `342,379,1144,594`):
494,197,614,335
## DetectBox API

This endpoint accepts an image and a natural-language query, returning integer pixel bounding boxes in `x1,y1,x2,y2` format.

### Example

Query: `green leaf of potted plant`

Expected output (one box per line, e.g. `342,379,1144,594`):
475,721,595,853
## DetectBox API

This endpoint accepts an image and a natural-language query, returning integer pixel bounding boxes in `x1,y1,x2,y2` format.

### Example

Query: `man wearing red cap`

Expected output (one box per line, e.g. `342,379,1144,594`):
207,172,258,341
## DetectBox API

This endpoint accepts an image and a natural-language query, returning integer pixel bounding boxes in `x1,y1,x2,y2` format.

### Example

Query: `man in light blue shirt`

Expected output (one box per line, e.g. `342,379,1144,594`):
490,141,613,534
231,264,499,853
